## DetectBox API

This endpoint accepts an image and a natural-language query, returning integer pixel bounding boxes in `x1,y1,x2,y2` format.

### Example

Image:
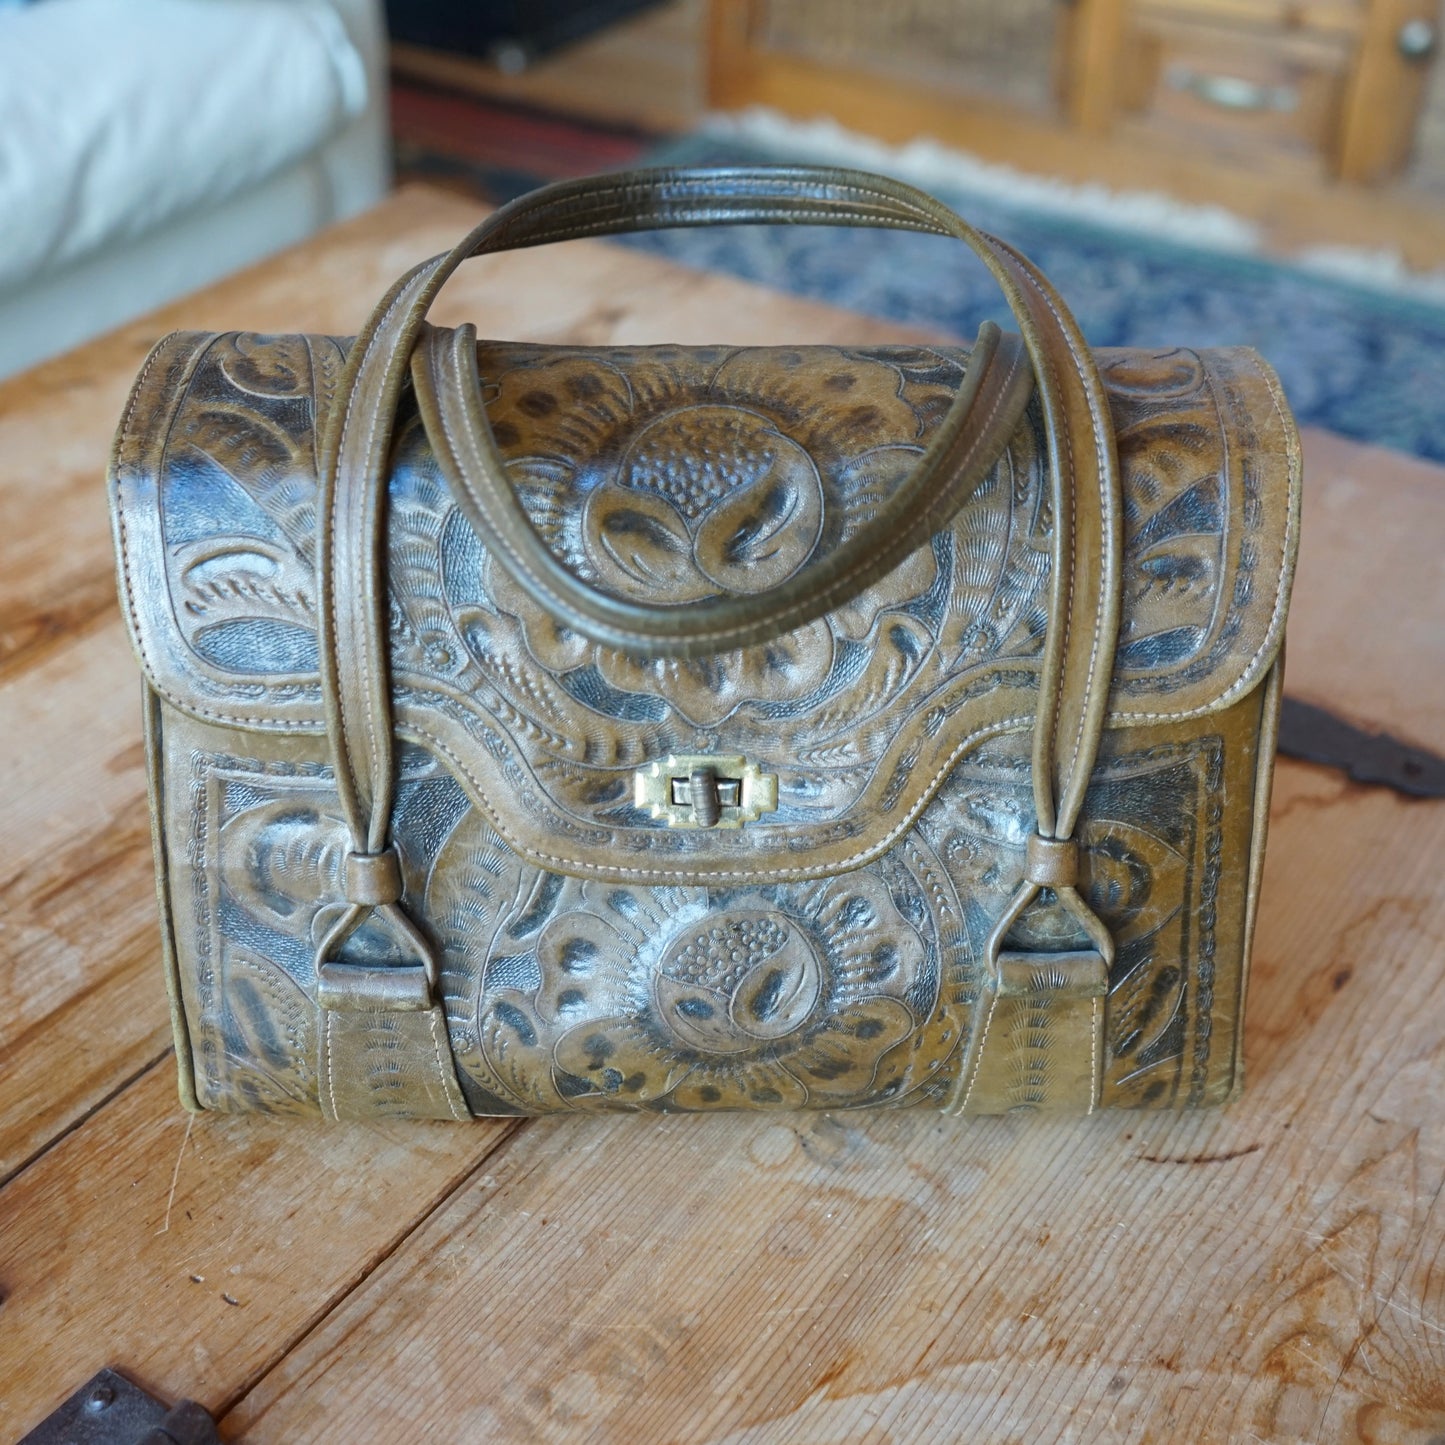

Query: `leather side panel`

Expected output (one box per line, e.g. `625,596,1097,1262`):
1227,653,1286,1104
1092,677,1268,1109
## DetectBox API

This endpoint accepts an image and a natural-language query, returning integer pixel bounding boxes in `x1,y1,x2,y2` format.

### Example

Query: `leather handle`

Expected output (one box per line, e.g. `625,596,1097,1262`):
312,166,1124,1013
413,318,1033,656
378,167,1118,836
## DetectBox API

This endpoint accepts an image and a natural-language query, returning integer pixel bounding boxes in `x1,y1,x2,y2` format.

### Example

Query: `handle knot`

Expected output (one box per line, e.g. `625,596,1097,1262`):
1025,834,1079,889
344,847,403,906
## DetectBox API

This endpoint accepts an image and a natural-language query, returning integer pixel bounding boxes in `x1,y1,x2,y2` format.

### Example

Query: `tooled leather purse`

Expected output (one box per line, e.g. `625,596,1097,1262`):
110,168,1300,1121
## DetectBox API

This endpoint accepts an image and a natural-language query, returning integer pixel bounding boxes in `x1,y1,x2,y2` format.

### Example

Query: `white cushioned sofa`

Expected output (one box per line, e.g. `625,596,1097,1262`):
0,0,389,378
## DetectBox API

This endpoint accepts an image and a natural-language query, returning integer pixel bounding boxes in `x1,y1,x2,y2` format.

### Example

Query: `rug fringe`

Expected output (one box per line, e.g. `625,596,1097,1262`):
702,107,1445,302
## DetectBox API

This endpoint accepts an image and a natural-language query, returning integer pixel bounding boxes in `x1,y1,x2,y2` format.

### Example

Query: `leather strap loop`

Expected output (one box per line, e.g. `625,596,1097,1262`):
1025,835,1079,889
344,848,403,907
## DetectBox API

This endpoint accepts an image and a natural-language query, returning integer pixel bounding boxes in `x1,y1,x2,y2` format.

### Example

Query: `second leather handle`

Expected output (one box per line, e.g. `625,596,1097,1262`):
413,318,1033,658
315,166,1123,891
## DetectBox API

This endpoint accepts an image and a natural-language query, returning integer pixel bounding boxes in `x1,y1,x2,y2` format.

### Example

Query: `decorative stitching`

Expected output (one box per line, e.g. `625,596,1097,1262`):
989,238,1115,837
117,335,173,468
402,711,1034,881
471,174,954,255
955,994,997,1115
494,207,950,253
118,344,1289,749
323,1011,342,1122
998,270,1074,837
1088,994,1100,1116
325,270,433,839
313,175,961,843
1038,303,1110,824
118,175,1075,731
114,334,309,730
117,188,1292,763
1108,352,1299,723
427,1007,468,1121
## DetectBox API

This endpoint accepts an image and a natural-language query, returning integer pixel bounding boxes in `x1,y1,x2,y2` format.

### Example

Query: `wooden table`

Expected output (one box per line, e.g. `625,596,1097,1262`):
3,186,1443,1444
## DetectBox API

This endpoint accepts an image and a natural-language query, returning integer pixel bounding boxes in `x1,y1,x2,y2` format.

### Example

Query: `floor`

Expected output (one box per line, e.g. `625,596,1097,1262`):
391,84,660,202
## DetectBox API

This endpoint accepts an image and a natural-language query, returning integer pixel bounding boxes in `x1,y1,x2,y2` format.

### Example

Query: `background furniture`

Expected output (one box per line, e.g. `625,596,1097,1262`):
709,0,1445,263
384,0,667,71
0,0,390,380
389,0,704,134
3,183,1444,1441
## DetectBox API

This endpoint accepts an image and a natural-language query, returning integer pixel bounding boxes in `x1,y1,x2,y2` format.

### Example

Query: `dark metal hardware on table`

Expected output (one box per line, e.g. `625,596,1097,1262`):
1278,697,1445,798
20,1368,220,1445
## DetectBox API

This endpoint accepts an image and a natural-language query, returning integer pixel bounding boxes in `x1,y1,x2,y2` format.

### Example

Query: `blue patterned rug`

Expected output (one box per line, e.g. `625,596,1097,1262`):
617,132,1445,462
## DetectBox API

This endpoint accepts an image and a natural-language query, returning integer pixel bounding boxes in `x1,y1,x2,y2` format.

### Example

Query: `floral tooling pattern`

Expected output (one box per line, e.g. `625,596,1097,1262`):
473,344,969,724
123,331,1290,882
429,808,971,1113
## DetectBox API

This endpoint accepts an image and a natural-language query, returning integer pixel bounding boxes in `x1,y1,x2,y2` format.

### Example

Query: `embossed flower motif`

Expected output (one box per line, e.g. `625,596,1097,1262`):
474,870,932,1111
475,346,949,725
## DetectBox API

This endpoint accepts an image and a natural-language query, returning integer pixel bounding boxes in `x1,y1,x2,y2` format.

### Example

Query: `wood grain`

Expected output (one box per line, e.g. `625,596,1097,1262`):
0,623,165,1181
1065,0,1130,134
1289,428,1445,749
391,0,706,135
0,1066,521,1436
1136,0,1362,35
1336,0,1442,183
3,182,1443,1443
705,0,1445,267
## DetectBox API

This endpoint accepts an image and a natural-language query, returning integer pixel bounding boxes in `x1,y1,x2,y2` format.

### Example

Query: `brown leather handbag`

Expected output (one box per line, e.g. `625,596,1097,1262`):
110,168,1300,1121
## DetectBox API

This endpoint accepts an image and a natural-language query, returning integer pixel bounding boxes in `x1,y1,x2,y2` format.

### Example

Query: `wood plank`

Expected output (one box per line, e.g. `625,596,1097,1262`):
1292,428,1445,749
0,1065,523,1439
0,622,166,1181
6,178,1444,1442
1336,0,1440,183
1136,0,1363,36
1065,0,1131,134
205,347,1445,1440
221,759,1445,1441
206,416,1445,1440
0,337,150,682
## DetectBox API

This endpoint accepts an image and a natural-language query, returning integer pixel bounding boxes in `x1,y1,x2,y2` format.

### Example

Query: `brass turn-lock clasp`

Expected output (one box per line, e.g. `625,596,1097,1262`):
634,754,778,829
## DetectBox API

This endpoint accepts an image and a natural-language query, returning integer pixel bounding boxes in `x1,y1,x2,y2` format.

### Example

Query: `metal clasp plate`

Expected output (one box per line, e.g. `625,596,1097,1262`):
634,754,778,829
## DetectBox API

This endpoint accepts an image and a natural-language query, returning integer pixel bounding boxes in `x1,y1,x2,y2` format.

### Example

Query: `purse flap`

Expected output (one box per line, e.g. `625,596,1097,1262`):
112,331,1299,882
